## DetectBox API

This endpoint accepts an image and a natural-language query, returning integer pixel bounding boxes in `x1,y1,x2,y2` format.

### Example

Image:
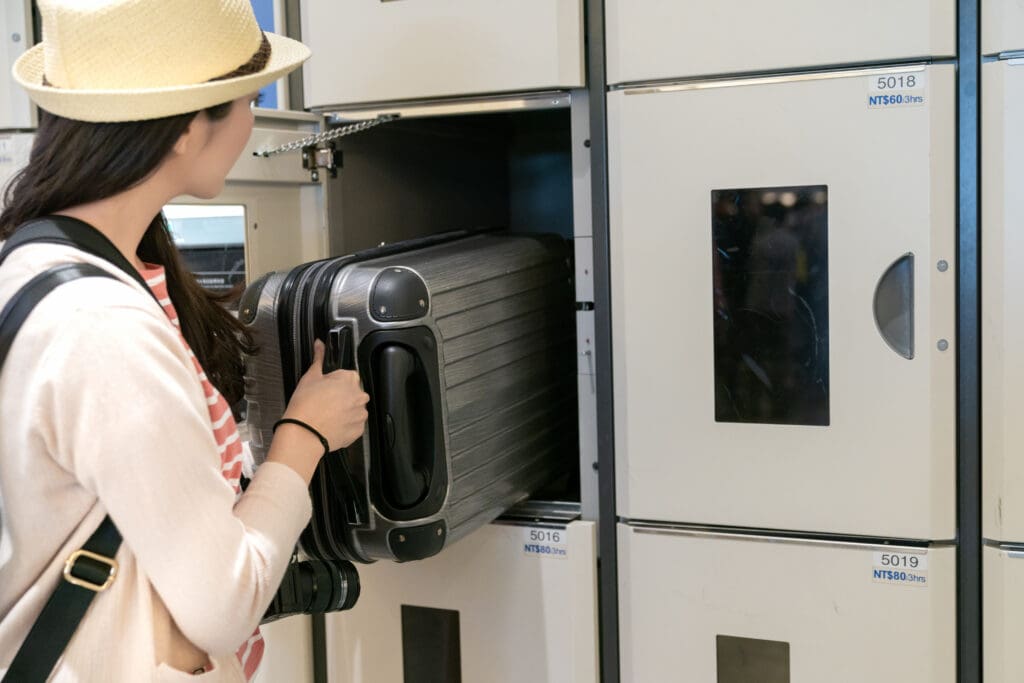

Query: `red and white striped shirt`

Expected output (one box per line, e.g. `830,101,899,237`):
143,265,264,680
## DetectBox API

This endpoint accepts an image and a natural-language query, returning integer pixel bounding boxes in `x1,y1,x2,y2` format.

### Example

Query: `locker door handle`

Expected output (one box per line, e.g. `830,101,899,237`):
873,253,914,359
374,344,432,509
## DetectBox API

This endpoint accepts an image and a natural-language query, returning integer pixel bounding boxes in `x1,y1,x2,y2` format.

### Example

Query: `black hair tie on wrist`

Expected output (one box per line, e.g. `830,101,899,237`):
273,418,330,457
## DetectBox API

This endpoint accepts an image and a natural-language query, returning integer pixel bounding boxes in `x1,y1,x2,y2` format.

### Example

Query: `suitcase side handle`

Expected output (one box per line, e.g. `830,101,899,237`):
360,327,448,522
375,343,434,509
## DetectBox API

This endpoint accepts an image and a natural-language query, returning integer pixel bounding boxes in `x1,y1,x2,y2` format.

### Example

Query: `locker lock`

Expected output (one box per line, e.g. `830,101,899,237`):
302,142,342,181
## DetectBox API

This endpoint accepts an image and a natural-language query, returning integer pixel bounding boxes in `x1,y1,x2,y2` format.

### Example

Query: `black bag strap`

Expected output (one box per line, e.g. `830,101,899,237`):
0,264,125,682
0,218,151,682
1,517,121,683
0,215,159,306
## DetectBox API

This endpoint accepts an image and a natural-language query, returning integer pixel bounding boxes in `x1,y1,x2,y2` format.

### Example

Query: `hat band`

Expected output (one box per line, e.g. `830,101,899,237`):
41,32,272,90
209,33,272,82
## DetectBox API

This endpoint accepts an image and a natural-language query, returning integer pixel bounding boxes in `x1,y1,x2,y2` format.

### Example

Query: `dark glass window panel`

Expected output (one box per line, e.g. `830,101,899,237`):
717,635,791,683
712,186,829,426
401,605,462,683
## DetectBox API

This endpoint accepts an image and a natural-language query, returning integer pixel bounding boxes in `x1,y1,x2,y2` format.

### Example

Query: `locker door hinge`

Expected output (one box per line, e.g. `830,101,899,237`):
302,143,342,182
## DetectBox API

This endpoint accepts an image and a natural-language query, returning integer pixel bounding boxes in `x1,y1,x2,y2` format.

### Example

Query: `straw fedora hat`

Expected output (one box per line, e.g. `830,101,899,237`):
12,0,311,123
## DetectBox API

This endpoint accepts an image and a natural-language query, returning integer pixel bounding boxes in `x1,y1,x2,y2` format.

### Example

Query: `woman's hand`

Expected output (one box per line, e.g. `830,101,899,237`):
284,340,369,450
266,340,369,483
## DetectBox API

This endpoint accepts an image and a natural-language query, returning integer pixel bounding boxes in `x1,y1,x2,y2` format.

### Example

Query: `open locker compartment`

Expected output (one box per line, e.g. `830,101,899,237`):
609,64,957,540
229,100,595,676
299,92,597,681
619,524,956,683
243,96,594,537
312,91,594,515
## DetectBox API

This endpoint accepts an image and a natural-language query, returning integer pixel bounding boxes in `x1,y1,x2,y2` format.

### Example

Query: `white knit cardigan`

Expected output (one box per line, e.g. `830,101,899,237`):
0,243,311,682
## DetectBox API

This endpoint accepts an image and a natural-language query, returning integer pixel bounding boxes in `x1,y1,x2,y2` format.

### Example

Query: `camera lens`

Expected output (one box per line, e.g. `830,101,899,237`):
263,559,360,623
306,559,360,613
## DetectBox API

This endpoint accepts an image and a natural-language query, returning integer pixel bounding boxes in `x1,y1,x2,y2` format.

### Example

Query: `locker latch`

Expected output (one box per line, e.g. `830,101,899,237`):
302,142,342,181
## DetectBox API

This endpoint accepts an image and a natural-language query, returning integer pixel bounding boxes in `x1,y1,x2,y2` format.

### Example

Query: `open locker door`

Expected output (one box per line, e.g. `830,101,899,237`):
167,108,330,284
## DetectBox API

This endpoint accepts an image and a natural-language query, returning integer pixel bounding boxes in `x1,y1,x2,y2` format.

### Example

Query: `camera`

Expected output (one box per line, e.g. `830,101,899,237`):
262,558,361,623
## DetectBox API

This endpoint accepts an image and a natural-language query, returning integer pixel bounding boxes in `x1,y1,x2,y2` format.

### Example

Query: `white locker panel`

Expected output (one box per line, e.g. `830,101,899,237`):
0,132,34,200
325,521,598,683
983,0,1024,55
619,525,956,683
257,617,313,683
609,66,957,539
606,0,955,86
0,1,33,129
984,545,1024,683
301,0,584,108
982,59,1024,543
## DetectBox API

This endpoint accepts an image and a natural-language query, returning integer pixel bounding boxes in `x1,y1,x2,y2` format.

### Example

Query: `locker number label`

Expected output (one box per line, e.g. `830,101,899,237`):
872,551,928,587
523,527,568,560
868,71,927,109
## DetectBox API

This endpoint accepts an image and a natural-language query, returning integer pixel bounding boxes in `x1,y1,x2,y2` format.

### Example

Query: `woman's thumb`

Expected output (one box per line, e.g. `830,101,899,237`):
310,339,326,374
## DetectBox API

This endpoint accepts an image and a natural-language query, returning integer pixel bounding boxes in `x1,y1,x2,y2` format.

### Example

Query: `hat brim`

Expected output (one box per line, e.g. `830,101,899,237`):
12,32,311,123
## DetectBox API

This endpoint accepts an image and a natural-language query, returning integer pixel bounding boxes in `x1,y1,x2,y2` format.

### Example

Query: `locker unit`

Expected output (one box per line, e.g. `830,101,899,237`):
300,0,584,108
982,58,1024,544
609,65,957,540
618,525,956,683
0,1,33,130
983,0,1024,55
983,544,1024,683
231,96,596,677
605,0,956,86
324,517,599,683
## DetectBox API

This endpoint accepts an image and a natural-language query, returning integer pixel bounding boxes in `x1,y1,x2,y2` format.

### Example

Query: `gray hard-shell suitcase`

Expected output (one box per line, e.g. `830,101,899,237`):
240,232,577,563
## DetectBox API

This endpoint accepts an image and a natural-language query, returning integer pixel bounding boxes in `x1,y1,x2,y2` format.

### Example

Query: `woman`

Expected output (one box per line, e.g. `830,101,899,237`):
0,0,369,680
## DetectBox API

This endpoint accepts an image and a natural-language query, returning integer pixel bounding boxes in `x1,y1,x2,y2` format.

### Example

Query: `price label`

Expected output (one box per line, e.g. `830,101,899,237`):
872,551,928,587
868,71,927,109
522,526,568,560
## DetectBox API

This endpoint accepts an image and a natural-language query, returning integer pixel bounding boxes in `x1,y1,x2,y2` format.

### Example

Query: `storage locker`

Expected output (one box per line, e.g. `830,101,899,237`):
325,517,599,683
982,58,1024,544
300,0,584,108
619,524,956,683
606,0,955,86
0,1,33,130
609,65,957,539
983,0,1024,55
194,99,594,677
984,544,1024,683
